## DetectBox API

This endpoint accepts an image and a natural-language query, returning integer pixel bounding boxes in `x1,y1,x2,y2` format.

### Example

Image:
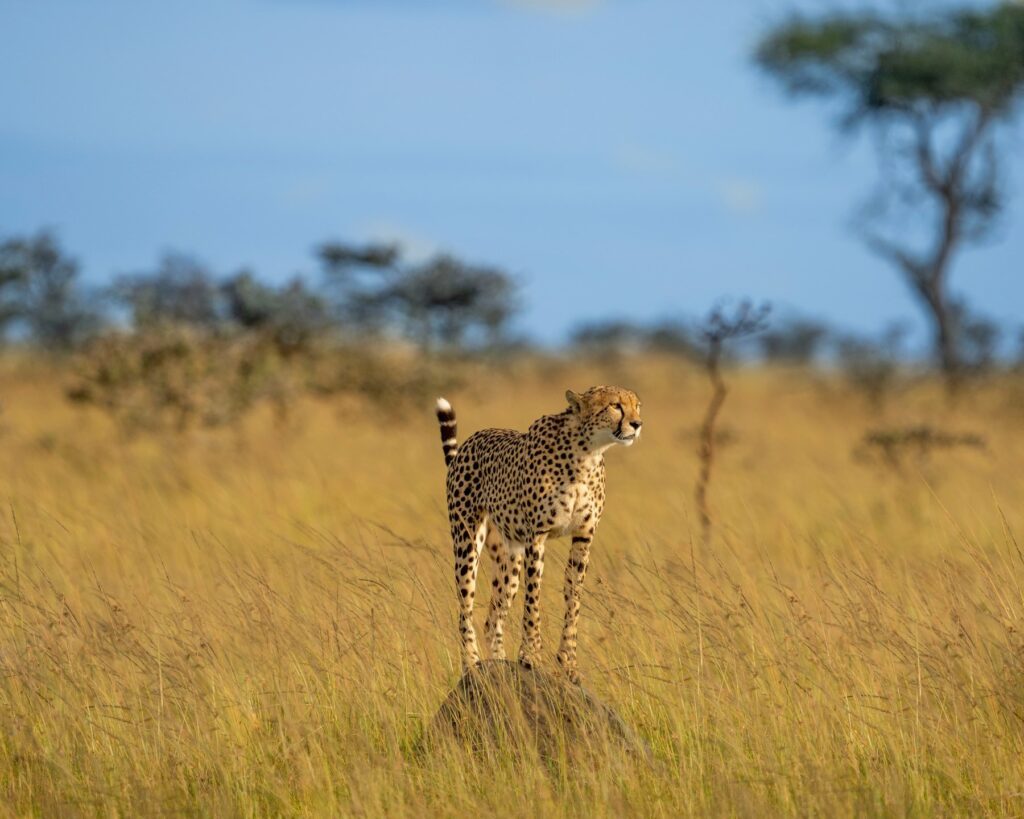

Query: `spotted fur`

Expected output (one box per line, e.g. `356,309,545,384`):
435,386,642,684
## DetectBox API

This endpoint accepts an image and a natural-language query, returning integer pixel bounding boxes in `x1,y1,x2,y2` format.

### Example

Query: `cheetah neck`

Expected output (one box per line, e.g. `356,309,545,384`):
528,410,612,466
564,413,614,463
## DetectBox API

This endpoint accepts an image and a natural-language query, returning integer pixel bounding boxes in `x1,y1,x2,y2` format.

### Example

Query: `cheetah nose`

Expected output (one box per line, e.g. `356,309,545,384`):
629,420,642,431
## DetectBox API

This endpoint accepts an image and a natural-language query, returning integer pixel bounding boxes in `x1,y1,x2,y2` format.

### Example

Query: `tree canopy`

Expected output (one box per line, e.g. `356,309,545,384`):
317,242,520,350
0,231,100,349
757,4,1024,121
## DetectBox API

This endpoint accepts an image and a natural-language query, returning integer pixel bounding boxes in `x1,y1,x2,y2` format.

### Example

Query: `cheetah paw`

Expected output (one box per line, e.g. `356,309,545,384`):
517,654,537,671
557,654,582,685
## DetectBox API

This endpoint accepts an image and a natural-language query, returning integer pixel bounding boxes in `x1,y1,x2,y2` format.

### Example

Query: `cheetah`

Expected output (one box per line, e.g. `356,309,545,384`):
435,386,642,683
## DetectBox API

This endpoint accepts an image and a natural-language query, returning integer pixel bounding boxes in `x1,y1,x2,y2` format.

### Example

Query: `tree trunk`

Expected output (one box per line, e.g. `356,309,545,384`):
896,106,993,395
933,299,959,389
917,277,959,393
695,340,726,547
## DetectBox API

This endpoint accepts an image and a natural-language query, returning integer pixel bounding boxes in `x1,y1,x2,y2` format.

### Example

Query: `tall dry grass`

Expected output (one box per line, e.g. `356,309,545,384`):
0,356,1022,817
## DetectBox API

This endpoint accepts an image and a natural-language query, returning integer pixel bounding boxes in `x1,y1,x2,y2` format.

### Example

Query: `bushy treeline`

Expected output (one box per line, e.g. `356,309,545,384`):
0,231,520,354
2,229,1019,370
570,312,1019,374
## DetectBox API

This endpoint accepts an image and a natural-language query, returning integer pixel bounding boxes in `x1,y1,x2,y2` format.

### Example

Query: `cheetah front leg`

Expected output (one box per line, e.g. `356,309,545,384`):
556,532,593,684
483,527,523,660
517,534,547,670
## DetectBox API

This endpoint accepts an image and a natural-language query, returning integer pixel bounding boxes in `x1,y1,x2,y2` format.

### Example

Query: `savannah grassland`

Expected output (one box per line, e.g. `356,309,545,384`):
1,354,1023,818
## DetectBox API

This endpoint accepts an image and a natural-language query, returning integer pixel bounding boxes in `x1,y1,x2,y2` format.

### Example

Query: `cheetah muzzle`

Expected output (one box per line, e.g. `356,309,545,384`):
435,386,642,684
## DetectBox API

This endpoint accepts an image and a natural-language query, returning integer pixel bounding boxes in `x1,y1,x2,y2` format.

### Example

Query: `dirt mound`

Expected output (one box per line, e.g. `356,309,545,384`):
426,660,650,761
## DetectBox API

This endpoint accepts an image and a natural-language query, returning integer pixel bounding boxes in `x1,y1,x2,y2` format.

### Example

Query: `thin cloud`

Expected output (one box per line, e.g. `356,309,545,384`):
716,178,765,215
280,177,331,208
269,0,602,9
501,0,603,16
613,144,684,179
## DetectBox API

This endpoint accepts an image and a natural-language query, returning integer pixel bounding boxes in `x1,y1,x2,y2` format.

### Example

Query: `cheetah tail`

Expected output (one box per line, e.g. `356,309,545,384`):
436,397,459,467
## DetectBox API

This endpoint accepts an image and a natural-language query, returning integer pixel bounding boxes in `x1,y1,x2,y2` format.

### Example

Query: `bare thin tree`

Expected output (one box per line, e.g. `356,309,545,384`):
695,301,770,547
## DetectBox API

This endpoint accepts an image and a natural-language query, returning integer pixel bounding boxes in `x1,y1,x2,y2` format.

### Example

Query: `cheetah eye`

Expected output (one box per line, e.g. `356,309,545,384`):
614,403,623,415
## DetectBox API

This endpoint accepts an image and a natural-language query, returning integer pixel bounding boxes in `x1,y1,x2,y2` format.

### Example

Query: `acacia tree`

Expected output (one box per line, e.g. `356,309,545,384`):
114,255,330,357
756,4,1024,387
113,253,223,330
390,255,517,349
0,231,100,349
0,247,20,340
220,271,328,356
317,241,519,351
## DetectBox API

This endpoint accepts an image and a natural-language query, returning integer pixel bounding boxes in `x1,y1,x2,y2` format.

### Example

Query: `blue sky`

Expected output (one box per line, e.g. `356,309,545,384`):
1,0,1021,346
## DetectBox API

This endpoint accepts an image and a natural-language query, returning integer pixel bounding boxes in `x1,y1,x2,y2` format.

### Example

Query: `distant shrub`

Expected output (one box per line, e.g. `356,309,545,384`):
303,342,457,415
220,272,330,358
67,326,457,434
66,328,295,432
950,302,1002,375
856,424,987,469
758,318,829,364
569,318,700,359
569,320,648,355
833,323,909,411
645,320,702,358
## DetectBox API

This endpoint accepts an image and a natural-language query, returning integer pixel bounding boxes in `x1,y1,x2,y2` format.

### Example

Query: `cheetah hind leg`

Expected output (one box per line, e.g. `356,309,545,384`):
452,514,486,671
483,525,522,660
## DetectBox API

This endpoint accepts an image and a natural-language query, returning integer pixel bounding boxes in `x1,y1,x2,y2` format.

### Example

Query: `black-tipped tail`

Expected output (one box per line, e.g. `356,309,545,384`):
436,397,459,467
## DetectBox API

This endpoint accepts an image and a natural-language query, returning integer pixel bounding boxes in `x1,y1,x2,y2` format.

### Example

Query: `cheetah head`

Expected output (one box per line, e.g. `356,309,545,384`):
565,385,642,449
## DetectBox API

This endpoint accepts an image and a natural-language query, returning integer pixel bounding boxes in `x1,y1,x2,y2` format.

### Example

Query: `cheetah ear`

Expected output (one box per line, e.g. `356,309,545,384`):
565,389,582,414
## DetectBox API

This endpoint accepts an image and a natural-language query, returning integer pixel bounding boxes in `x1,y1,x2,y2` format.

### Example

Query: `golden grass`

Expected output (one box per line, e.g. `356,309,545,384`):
1,356,1023,817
